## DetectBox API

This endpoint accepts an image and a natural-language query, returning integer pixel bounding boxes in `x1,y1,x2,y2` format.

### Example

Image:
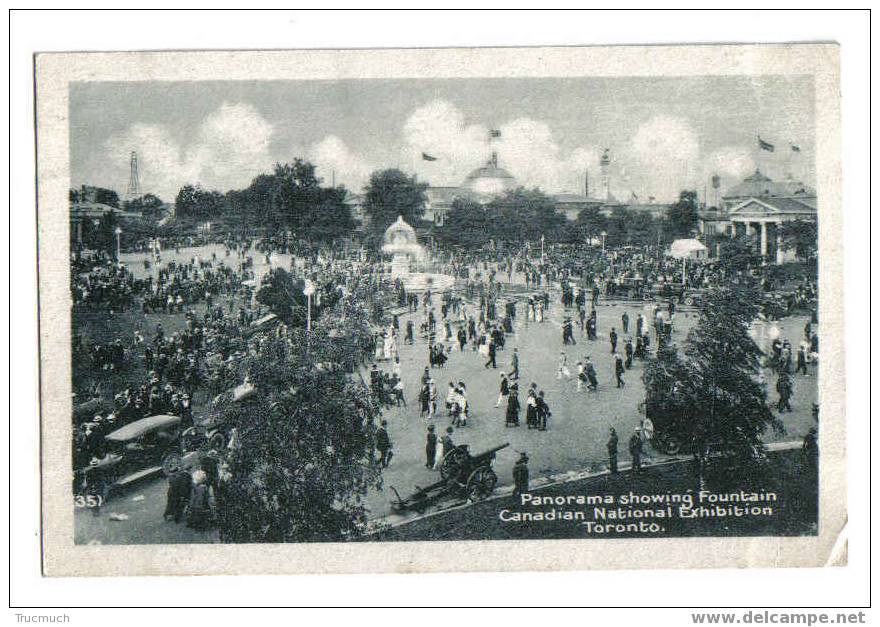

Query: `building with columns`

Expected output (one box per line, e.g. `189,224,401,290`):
721,170,816,264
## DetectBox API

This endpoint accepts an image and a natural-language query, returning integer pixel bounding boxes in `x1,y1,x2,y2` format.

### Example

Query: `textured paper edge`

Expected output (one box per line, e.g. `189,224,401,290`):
35,43,845,576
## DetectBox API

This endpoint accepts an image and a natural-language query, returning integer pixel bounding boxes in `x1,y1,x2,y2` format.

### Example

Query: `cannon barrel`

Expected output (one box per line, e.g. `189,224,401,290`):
471,442,510,460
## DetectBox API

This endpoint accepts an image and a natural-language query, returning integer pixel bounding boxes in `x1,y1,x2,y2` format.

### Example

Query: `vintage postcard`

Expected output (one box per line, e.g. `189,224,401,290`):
35,43,844,576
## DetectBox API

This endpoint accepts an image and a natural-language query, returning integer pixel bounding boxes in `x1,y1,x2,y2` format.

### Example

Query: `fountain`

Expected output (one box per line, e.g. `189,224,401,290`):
382,215,455,293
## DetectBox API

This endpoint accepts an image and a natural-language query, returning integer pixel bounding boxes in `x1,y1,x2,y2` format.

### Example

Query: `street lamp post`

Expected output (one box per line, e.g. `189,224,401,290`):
601,231,607,255
114,227,122,259
303,278,315,334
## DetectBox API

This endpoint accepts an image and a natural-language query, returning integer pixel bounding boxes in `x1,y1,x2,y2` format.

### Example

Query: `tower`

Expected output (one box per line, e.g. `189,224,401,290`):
125,151,141,201
600,148,611,202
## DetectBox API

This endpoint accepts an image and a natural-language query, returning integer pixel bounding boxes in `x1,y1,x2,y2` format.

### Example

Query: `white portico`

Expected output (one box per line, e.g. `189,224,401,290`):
727,196,817,264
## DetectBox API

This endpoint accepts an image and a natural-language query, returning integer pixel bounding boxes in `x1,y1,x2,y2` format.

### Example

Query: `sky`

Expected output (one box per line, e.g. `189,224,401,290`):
70,75,815,204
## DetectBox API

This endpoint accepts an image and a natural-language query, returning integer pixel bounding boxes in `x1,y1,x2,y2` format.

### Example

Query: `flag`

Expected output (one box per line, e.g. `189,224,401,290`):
489,129,501,138
421,152,437,162
791,144,801,152
711,174,721,189
758,136,775,152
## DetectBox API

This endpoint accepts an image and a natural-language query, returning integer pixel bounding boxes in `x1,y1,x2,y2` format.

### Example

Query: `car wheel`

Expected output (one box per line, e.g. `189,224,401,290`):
161,452,182,476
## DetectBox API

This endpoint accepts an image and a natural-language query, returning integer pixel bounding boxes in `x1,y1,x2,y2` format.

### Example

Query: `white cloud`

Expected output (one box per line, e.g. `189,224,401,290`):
187,102,273,192
308,135,373,190
402,100,487,184
105,101,274,201
623,115,702,202
704,145,756,181
401,100,603,194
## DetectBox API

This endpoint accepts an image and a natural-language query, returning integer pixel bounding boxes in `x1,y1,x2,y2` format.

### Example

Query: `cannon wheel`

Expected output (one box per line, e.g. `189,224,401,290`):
466,467,498,501
440,447,469,480
654,434,682,455
208,431,227,451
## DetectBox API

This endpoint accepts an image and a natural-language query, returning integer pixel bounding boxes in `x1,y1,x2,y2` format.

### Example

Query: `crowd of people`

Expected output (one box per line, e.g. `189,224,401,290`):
72,233,820,535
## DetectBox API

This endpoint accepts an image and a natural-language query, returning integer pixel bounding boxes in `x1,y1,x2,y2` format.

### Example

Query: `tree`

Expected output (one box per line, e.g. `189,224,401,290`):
666,190,700,238
575,205,607,245
217,329,383,543
227,160,356,240
272,160,324,231
627,210,658,247
362,169,428,241
94,187,120,208
81,210,119,255
256,267,311,327
605,206,633,247
487,188,567,245
124,193,165,221
175,184,225,221
777,219,818,261
718,234,762,275
436,198,494,249
298,185,355,242
643,284,783,482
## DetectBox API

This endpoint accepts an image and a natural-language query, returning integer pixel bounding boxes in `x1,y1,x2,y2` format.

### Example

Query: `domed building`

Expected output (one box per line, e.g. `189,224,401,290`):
721,169,816,211
459,153,518,199
700,169,817,264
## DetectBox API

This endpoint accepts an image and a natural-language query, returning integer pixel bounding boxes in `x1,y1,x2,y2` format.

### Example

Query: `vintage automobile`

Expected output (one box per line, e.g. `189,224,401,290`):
75,414,185,494
73,396,114,425
645,282,687,303
680,288,707,307
181,381,256,453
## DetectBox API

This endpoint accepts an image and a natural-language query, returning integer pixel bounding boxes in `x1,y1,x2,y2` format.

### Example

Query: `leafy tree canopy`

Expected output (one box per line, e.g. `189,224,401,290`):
218,325,384,543
665,189,700,238
777,219,818,261
362,169,428,242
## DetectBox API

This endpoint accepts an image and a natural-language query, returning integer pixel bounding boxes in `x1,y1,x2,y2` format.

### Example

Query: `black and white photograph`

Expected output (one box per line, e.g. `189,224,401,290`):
31,38,847,578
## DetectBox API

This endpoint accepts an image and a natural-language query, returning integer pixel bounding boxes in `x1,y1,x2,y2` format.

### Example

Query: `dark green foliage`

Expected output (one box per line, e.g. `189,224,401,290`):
718,234,762,275
218,326,383,543
435,198,494,249
175,159,354,241
643,284,783,468
777,219,818,261
175,184,226,221
255,267,311,327
123,193,165,220
362,169,428,241
665,190,700,238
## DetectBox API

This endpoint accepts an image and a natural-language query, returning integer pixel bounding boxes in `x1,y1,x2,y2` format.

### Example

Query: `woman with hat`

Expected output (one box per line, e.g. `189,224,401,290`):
505,383,520,427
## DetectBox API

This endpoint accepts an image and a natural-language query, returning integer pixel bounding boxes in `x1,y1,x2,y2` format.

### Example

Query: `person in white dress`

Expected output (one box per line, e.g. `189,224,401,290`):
556,352,571,379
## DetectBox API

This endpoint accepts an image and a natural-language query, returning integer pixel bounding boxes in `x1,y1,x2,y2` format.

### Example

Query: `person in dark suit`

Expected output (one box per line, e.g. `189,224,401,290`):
607,428,619,474
376,420,392,468
536,390,550,431
425,425,437,468
628,429,643,473
513,452,530,498
485,338,497,369
614,353,626,388
164,468,192,523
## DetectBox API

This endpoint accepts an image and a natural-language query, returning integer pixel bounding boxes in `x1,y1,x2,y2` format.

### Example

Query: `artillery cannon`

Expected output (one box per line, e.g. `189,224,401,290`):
390,442,510,514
